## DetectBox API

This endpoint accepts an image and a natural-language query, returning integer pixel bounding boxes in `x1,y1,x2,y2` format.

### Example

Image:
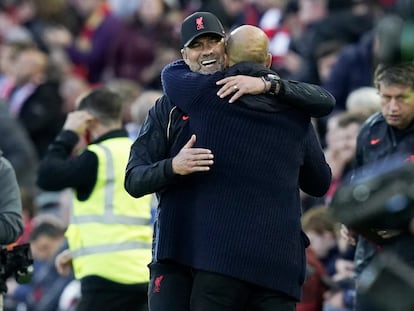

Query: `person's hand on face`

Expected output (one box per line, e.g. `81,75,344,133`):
63,110,94,137
172,134,214,175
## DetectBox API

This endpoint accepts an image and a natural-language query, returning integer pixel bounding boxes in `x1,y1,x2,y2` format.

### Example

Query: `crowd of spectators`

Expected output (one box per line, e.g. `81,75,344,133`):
0,0,402,310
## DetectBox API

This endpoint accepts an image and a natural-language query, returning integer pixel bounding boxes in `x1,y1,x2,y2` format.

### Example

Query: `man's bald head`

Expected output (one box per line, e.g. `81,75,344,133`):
226,25,272,68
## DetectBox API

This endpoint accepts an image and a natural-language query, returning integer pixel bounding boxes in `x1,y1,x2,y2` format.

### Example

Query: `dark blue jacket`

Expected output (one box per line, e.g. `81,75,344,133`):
158,60,331,300
353,112,414,275
323,32,375,111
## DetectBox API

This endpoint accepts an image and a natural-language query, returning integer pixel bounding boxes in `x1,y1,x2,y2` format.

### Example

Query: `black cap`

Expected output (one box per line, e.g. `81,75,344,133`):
181,11,225,47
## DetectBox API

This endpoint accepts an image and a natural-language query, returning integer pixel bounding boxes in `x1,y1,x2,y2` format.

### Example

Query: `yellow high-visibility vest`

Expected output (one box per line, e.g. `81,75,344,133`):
65,137,153,284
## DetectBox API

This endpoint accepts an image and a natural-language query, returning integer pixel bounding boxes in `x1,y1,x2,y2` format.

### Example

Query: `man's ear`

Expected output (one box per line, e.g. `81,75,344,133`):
265,53,272,69
181,48,188,64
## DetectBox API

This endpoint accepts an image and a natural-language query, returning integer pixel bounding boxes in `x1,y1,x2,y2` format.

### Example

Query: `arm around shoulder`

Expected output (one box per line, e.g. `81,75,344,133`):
278,80,336,118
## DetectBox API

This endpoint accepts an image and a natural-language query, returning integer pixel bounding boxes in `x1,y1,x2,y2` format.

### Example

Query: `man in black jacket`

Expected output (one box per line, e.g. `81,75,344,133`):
342,62,414,311
125,12,334,311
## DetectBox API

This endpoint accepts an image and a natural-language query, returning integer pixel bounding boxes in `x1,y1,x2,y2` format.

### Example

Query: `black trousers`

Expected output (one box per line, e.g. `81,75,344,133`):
76,283,148,311
148,261,193,311
148,261,296,311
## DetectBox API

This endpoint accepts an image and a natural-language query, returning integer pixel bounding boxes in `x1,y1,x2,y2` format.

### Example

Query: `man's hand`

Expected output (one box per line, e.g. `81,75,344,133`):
340,224,357,246
63,111,94,136
172,134,214,175
376,230,402,239
55,249,73,276
216,75,268,103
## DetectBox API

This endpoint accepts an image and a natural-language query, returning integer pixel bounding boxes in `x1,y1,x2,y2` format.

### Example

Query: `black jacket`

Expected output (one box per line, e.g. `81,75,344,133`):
352,112,414,275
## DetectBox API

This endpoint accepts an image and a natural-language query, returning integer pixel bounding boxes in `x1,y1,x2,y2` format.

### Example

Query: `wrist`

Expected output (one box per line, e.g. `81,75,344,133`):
264,74,281,96
260,76,270,93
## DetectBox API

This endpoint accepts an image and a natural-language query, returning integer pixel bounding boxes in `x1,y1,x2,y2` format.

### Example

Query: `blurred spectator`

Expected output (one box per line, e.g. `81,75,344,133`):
108,0,140,20
255,0,291,70
109,0,181,89
0,100,38,196
291,0,380,84
0,39,35,100
59,74,90,114
4,0,50,52
345,86,381,118
322,12,397,111
299,205,337,311
302,111,367,211
44,0,123,84
301,204,355,311
323,112,367,202
314,40,346,84
196,0,248,30
129,89,162,139
105,78,142,136
5,215,74,311
6,48,65,159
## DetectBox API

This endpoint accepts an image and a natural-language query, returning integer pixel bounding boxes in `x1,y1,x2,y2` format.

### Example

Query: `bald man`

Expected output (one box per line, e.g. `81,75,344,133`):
159,24,332,310
227,25,272,65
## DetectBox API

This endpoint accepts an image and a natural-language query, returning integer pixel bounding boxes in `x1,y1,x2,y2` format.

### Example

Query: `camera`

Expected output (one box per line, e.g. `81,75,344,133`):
358,251,414,311
330,160,414,243
0,243,34,294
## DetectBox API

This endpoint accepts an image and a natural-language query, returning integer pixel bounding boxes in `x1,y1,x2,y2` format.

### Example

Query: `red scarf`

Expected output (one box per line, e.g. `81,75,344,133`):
76,1,111,52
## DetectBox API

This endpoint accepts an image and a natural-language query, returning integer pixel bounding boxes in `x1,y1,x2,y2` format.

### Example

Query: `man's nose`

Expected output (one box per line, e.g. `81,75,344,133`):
201,43,215,54
388,98,400,111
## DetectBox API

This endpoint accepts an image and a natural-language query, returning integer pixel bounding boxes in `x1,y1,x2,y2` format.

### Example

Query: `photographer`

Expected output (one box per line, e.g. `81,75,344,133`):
0,149,24,308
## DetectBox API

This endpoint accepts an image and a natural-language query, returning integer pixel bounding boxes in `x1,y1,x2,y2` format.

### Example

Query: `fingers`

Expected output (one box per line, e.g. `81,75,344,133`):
183,134,196,149
216,76,264,103
172,141,214,175
217,79,241,102
340,224,356,245
63,111,94,134
55,250,73,276
228,91,243,104
377,230,402,239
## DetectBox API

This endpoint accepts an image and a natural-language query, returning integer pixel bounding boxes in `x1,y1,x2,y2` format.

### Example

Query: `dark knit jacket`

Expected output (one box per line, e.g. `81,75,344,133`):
158,60,331,300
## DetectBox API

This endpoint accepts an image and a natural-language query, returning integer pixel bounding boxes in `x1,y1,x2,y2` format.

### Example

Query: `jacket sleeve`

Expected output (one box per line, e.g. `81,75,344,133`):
124,96,177,198
299,124,332,197
36,130,98,201
226,62,336,117
278,79,336,118
0,154,23,244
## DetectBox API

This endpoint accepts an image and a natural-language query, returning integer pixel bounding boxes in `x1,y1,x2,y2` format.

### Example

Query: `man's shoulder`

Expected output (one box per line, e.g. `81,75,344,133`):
225,62,271,78
149,94,186,123
359,112,385,133
162,60,223,90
